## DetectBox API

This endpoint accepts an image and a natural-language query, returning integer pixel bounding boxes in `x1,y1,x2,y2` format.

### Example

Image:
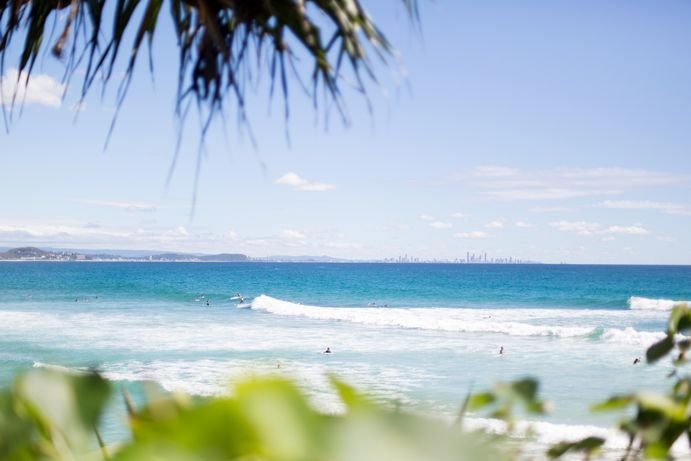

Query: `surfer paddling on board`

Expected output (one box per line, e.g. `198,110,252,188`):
232,293,246,303
324,347,332,354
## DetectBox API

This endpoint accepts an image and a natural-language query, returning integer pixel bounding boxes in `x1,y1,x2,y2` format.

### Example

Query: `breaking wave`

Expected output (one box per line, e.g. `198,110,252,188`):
251,295,664,344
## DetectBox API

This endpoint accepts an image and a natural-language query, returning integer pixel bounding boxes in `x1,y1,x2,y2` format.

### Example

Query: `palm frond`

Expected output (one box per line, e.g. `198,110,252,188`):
0,0,416,131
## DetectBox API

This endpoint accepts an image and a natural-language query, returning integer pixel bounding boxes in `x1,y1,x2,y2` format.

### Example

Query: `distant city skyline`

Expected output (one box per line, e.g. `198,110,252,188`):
1,1,690,264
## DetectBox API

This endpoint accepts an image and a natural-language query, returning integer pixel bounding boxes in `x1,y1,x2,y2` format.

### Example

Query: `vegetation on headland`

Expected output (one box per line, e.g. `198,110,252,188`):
1,305,690,461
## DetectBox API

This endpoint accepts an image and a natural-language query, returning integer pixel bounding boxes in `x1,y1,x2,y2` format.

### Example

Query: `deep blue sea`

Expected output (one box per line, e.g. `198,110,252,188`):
1,262,689,452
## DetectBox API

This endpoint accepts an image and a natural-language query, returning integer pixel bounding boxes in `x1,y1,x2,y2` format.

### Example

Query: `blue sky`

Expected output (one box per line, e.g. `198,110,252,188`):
1,0,690,263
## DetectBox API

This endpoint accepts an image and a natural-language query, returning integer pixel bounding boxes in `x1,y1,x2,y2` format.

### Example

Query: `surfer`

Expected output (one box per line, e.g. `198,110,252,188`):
633,357,640,365
232,293,245,303
324,347,332,354
499,346,504,355
206,300,210,306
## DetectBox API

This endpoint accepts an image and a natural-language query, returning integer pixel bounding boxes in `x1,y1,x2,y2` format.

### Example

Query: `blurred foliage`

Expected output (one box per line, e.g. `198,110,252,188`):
0,368,110,460
1,305,690,461
584,304,691,460
0,370,511,461
467,377,548,423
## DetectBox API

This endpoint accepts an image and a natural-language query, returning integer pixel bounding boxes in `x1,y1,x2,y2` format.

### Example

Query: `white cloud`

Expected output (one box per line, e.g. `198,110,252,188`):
454,231,489,239
604,225,649,235
463,166,687,201
176,226,189,236
530,206,575,213
471,166,520,178
515,221,532,228
598,200,691,216
73,199,158,212
419,214,435,221
275,172,335,192
1,69,64,108
0,223,197,246
491,188,617,200
451,212,471,219
550,221,650,236
550,221,602,235
0,221,364,257
281,229,306,240
429,221,452,229
559,168,684,188
485,220,505,229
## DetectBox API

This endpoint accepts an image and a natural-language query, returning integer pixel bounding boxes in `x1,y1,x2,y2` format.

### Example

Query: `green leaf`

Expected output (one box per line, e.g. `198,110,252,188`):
330,375,373,411
591,395,633,412
67,371,111,429
547,436,605,458
646,335,675,363
636,393,686,422
467,392,496,411
667,305,691,334
511,378,538,402
643,441,669,459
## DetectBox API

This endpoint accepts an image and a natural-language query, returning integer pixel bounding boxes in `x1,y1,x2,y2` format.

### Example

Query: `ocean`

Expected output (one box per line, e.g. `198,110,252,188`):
1,262,689,453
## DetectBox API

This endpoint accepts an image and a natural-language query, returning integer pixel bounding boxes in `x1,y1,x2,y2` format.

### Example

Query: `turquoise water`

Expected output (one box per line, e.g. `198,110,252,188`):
1,262,689,450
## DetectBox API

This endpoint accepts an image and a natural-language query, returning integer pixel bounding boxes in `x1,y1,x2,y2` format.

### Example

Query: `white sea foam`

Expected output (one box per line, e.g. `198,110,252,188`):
32,361,86,374
98,358,433,415
464,417,690,459
598,327,665,346
251,295,663,344
628,296,688,311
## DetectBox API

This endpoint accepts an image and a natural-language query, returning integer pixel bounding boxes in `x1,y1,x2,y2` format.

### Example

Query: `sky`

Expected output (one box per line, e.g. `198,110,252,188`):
1,0,690,264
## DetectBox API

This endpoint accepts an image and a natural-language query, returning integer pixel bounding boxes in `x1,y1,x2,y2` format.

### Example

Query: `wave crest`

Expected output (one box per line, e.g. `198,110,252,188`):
628,296,688,311
251,295,663,344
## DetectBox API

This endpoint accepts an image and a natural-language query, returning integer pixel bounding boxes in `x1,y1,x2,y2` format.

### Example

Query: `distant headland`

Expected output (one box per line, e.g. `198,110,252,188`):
0,246,540,264
0,247,249,262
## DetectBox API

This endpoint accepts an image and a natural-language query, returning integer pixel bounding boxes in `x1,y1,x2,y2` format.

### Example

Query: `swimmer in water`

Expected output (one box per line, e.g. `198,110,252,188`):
206,300,210,306
324,347,332,354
